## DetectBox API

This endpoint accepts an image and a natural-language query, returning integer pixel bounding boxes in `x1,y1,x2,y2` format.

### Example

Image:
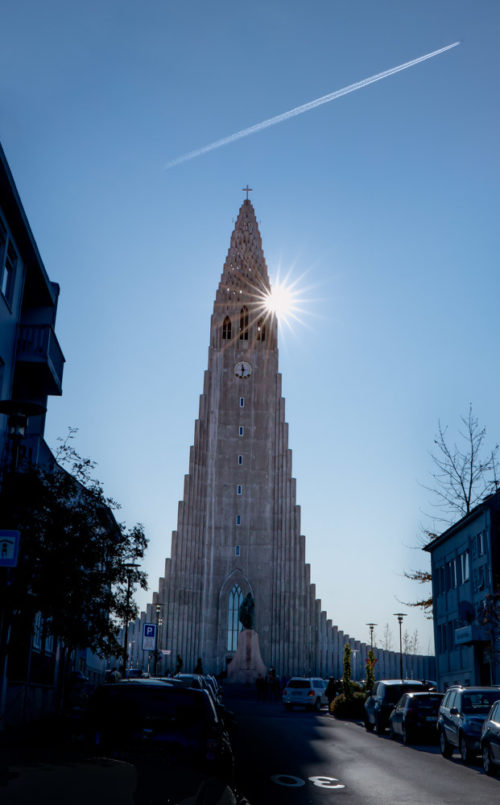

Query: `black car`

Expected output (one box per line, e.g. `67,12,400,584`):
480,697,500,776
84,679,236,803
438,685,500,763
389,691,444,744
364,680,434,734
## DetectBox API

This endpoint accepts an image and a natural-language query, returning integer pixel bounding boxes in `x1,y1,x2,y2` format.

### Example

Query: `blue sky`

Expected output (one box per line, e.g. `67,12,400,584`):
2,1,499,655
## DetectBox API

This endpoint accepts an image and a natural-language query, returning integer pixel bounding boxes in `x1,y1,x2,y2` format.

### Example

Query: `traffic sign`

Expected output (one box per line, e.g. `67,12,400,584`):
142,622,157,651
0,530,20,568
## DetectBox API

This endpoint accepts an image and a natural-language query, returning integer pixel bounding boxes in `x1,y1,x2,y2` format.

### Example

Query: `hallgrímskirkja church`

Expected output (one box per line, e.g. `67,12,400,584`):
129,195,434,682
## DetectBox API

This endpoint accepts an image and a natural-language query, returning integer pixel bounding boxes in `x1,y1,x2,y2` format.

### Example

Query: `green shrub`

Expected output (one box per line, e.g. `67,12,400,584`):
331,691,367,719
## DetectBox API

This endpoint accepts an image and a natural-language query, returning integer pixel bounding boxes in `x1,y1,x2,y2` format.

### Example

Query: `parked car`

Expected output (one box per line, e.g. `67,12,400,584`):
437,685,500,763
204,674,223,704
389,691,444,744
84,679,235,802
154,675,235,732
282,677,328,711
481,698,500,776
364,680,434,734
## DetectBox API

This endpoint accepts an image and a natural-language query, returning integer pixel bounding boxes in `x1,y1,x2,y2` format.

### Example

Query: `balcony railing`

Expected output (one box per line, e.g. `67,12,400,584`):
16,324,65,395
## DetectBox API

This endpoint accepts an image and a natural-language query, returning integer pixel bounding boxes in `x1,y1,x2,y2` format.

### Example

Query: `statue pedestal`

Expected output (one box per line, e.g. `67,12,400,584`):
226,629,267,684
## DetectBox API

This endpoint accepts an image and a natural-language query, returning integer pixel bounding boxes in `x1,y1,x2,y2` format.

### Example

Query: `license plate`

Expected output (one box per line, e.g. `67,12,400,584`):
425,716,435,722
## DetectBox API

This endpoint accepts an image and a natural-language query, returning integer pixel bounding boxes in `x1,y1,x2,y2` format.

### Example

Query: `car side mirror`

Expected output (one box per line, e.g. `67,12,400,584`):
450,707,459,716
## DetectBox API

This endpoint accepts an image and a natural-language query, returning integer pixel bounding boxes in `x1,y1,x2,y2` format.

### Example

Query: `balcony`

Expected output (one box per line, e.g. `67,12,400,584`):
454,624,489,646
15,324,65,396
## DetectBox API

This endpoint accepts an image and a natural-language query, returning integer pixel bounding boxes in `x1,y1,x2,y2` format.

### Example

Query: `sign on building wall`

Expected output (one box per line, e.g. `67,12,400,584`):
0,530,20,567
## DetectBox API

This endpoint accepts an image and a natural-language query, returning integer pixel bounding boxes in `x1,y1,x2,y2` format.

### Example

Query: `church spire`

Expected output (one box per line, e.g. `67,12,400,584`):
216,196,271,306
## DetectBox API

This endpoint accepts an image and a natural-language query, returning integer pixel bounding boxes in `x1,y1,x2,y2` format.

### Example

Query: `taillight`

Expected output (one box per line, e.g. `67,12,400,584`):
308,690,315,697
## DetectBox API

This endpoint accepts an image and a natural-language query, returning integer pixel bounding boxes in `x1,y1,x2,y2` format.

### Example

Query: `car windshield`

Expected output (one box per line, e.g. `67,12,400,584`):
384,685,424,703
287,679,311,689
461,691,500,714
90,686,208,727
412,695,443,713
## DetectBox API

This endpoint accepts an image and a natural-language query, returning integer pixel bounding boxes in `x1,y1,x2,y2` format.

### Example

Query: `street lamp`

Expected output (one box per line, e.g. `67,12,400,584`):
122,563,139,676
366,623,377,648
393,612,407,681
154,603,162,676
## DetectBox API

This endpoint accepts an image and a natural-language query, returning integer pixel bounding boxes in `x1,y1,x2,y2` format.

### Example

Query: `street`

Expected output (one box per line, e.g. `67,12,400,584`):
225,688,500,804
2,688,500,804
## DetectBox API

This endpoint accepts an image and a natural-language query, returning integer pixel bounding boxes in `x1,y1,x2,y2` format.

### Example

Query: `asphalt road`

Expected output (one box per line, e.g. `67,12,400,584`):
225,689,500,804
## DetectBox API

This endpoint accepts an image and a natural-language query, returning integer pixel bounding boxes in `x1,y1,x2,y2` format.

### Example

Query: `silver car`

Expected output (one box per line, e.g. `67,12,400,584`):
438,685,500,762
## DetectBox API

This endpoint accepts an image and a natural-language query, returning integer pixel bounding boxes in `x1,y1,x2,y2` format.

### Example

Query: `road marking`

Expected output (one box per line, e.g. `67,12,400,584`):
271,774,305,787
309,776,346,790
271,774,346,791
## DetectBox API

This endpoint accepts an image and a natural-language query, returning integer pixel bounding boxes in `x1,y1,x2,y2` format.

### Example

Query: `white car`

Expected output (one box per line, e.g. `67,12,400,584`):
282,677,328,711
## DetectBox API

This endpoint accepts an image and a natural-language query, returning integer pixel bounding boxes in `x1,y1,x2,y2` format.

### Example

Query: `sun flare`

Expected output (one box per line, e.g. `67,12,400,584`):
264,281,295,319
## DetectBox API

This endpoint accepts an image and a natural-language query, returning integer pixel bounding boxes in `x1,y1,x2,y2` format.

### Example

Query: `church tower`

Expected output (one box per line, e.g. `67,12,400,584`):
159,195,316,676
136,195,435,683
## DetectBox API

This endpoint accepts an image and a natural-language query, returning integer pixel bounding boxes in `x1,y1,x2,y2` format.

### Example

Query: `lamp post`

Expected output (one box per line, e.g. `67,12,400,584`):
393,612,407,681
122,563,139,676
154,603,162,676
366,623,377,648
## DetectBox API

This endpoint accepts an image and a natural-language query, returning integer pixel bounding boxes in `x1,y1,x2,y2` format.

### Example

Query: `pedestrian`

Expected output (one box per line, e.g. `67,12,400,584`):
326,676,336,713
256,673,265,701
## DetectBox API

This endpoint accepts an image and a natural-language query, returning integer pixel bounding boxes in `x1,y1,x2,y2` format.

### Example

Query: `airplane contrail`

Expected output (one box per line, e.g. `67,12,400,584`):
165,41,460,169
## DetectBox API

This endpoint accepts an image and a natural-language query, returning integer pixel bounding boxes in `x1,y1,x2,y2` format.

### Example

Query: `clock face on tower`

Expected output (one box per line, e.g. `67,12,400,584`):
234,361,252,379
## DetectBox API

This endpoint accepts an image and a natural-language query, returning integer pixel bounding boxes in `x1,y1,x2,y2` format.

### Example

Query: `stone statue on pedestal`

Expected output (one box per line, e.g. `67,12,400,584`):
227,591,266,684
238,592,255,629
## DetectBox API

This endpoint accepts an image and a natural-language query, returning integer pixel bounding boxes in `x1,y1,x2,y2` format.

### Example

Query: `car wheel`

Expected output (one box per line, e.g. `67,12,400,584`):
284,703,292,711
365,719,374,732
459,734,473,764
314,698,321,712
402,727,412,746
375,715,384,735
483,744,496,776
439,730,453,758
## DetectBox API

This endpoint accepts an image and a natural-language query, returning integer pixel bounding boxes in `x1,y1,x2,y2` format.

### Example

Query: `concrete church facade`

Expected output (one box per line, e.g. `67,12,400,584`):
129,197,435,682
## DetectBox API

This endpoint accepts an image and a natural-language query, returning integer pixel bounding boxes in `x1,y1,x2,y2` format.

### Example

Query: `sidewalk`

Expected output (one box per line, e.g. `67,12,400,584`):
0,720,137,804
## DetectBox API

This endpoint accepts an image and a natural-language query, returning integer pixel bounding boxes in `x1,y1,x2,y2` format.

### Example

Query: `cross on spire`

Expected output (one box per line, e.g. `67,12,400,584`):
242,185,253,200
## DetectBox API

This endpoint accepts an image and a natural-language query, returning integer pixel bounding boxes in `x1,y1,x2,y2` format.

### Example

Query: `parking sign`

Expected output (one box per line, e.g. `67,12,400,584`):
142,622,157,651
0,530,20,567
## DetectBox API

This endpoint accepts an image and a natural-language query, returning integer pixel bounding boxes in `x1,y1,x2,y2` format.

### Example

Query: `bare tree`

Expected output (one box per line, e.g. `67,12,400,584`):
403,628,420,655
424,403,499,522
380,623,393,651
406,405,499,615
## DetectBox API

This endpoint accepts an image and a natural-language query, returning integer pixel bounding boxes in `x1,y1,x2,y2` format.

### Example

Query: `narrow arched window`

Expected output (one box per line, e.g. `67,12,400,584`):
256,319,266,342
239,306,249,340
222,316,232,340
227,584,244,651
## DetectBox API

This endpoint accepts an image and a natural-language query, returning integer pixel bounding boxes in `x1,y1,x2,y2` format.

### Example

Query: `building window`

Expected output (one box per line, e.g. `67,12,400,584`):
238,455,243,465
236,515,241,525
477,532,485,556
239,426,244,436
461,550,470,582
256,319,266,341
32,612,43,651
227,584,243,651
235,545,240,556
237,485,242,495
0,217,17,307
239,306,249,340
222,316,232,340
239,397,244,408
